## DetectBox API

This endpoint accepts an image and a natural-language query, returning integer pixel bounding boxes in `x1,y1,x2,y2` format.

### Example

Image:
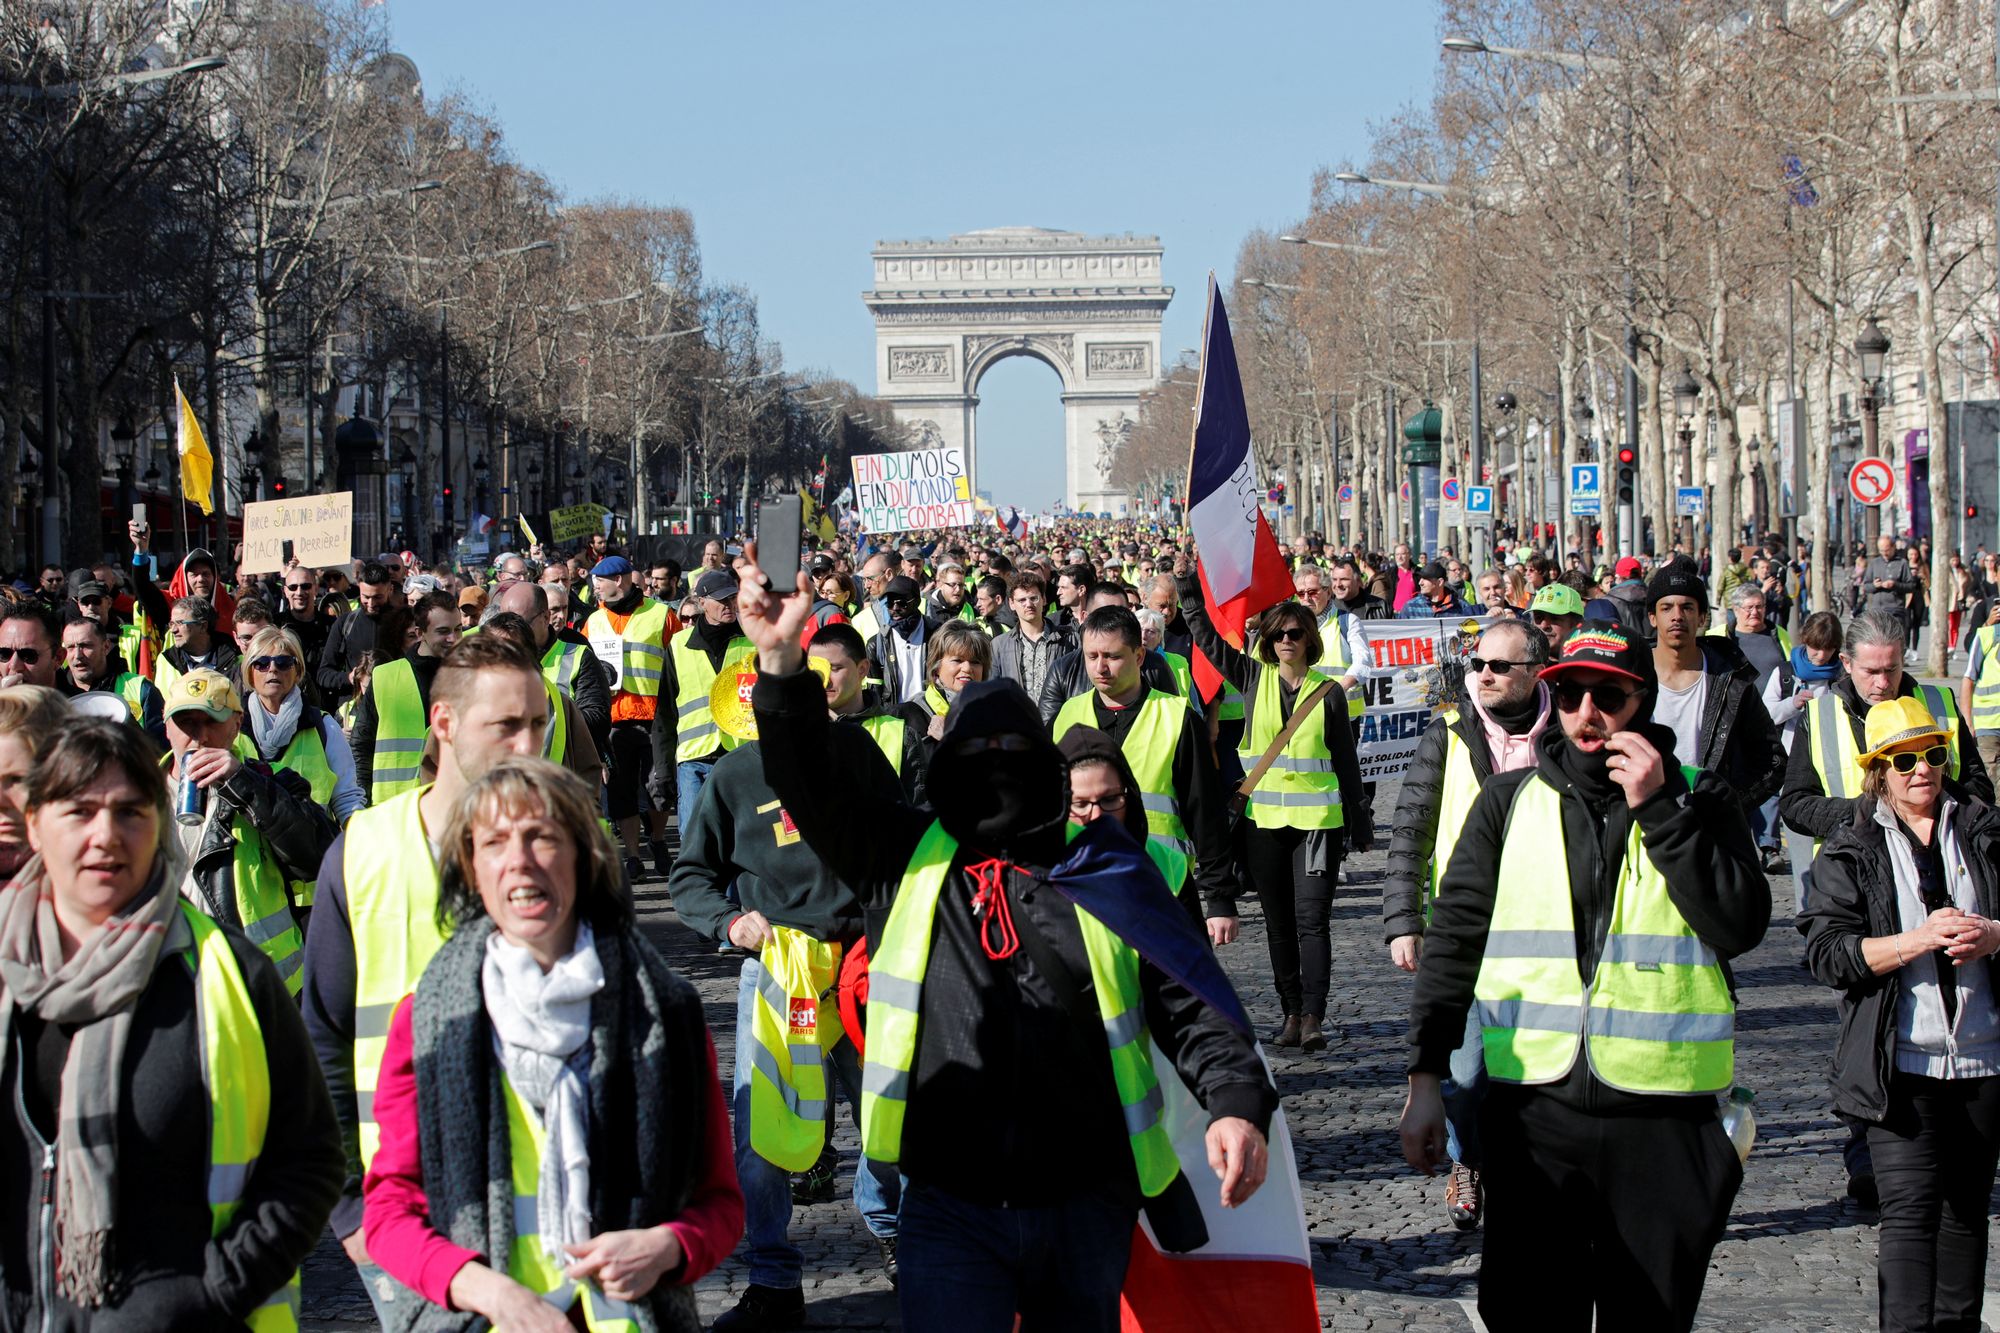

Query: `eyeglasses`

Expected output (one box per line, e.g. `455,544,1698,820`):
250,655,298,672
1552,680,1638,714
1267,626,1309,643
1469,657,1528,676
0,647,41,665
169,620,198,630
1070,792,1129,815
284,583,314,593
1886,745,1949,775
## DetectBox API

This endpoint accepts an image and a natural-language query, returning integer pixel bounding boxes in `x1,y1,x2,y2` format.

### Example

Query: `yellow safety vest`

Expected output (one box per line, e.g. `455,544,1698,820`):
117,615,156,680
154,653,185,698
860,821,1179,1196
1216,680,1245,724
182,902,301,1333
542,679,569,765
1425,722,1483,919
855,713,906,775
1808,685,1961,805
268,718,337,908
1316,606,1366,719
368,657,427,804
165,744,306,996
585,599,671,699
542,638,591,697
1160,651,1195,702
1052,688,1193,861
344,789,443,1165
1473,770,1734,1095
1236,666,1344,832
667,626,755,763
746,926,845,1171
499,1076,640,1332
108,671,150,724
1970,625,2000,734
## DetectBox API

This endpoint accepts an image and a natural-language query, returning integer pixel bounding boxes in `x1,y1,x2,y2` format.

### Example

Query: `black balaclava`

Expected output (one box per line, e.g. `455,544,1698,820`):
926,678,1069,861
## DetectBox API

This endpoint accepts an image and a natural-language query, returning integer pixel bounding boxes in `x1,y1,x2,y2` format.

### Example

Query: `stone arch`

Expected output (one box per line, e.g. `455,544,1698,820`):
864,228,1170,516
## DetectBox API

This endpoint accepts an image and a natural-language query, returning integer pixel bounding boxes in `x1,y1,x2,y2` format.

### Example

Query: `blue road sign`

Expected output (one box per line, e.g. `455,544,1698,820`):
1676,486,1706,517
1569,464,1602,517
1466,485,1494,515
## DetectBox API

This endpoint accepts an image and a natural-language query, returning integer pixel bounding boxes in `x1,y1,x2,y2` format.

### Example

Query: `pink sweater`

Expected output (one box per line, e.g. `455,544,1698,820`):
363,998,744,1308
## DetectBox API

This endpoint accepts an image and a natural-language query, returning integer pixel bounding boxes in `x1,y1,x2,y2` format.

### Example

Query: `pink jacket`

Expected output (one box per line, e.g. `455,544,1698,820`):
363,998,744,1307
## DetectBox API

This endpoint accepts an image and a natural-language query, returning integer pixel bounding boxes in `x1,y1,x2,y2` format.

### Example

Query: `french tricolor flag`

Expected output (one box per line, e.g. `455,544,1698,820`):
1185,275,1293,701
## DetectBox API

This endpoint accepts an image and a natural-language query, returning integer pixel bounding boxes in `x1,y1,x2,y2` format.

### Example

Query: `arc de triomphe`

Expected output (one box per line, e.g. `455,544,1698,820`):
863,228,1171,516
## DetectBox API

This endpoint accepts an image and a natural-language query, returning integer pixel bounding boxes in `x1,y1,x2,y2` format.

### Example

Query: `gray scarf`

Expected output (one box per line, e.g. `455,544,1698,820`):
248,688,305,758
0,856,183,1307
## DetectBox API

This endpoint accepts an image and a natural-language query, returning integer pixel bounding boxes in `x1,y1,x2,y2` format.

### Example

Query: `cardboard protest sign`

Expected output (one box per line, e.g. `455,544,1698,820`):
850,446,974,532
240,492,353,575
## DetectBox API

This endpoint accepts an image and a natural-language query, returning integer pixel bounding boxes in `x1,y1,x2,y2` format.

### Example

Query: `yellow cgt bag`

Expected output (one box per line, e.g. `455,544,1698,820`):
748,925,846,1171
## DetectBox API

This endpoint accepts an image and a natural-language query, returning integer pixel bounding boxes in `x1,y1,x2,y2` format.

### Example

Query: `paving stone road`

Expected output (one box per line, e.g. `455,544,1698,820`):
303,772,2000,1330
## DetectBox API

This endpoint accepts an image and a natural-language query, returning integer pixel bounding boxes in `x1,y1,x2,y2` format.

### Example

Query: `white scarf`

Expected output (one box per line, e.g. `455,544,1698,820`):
247,688,305,758
482,922,604,1263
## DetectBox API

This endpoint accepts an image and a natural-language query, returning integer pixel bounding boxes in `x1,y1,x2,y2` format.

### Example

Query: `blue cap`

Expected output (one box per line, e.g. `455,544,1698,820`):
590,555,633,578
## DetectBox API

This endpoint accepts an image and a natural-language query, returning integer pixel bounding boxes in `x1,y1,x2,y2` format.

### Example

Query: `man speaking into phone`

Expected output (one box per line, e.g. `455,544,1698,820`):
1398,621,1769,1331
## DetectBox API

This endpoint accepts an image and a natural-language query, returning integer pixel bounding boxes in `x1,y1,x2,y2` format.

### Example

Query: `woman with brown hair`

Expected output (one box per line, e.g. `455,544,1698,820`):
1180,567,1370,1052
363,757,740,1332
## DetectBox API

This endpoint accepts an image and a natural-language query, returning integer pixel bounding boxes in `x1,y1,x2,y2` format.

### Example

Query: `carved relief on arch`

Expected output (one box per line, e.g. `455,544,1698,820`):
962,332,1075,386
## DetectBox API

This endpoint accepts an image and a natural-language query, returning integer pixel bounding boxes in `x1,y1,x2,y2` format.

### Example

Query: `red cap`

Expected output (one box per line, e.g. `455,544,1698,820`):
1614,556,1643,580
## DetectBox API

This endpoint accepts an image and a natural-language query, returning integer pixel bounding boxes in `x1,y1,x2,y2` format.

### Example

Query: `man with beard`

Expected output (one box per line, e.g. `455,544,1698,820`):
1383,618,1553,1233
1400,621,1768,1330
737,547,1274,1332
864,575,942,707
314,560,401,705
59,615,164,746
275,563,332,679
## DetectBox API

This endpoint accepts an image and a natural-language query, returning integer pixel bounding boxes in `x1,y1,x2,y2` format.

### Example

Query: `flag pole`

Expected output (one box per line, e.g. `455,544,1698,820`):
173,379,193,565
1182,273,1216,535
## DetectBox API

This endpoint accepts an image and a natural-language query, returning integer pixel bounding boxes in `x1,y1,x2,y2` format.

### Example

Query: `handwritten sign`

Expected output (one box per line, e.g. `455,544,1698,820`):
851,446,975,533
240,492,352,575
1353,616,1497,780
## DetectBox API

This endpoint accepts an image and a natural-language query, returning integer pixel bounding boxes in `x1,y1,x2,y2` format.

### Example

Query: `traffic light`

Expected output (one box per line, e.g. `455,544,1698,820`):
269,475,288,498
1967,503,1979,520
1615,446,1636,505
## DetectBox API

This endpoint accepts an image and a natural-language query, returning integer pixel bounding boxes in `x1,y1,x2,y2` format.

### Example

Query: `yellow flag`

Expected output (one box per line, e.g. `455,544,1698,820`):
175,379,214,516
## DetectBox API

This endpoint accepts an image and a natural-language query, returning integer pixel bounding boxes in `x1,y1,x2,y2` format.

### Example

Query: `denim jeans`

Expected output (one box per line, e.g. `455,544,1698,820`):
731,957,899,1289
896,1180,1134,1333
1749,794,1781,851
354,1259,400,1325
676,759,714,836
1442,1003,1486,1169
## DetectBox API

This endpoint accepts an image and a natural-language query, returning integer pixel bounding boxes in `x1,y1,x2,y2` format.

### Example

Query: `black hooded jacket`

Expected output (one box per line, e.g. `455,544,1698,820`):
1407,720,1771,1115
1677,636,1788,811
753,668,1274,1209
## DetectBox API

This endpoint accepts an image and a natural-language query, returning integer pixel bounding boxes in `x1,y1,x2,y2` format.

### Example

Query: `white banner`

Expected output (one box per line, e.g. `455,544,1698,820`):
1354,615,1497,781
850,445,975,533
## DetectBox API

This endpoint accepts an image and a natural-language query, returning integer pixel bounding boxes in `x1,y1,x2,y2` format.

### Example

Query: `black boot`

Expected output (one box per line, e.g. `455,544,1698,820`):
712,1284,805,1331
1272,1016,1303,1048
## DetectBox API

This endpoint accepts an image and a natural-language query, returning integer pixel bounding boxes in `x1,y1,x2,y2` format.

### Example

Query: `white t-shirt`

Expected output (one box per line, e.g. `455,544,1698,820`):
1654,673,1709,768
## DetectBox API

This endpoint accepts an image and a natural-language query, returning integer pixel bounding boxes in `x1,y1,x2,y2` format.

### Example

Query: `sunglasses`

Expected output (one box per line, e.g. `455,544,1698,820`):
0,647,41,665
1267,626,1310,643
285,583,314,593
1552,680,1639,714
250,655,298,672
1469,657,1528,675
1886,745,1949,775
78,596,105,607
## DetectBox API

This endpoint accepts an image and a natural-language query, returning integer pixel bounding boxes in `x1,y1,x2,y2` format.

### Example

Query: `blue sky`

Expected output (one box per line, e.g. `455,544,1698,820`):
385,2,1443,508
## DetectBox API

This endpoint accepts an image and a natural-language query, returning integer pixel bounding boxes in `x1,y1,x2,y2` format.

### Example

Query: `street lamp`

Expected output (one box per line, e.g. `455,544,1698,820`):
1855,316,1892,542
1237,277,1306,293
1277,233,1395,257
1672,368,1701,547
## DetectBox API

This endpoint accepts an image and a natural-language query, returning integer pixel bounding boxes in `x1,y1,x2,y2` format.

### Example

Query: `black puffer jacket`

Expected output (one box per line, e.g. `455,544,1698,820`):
1383,707,1512,943
1686,637,1788,812
1803,796,2000,1122
1035,647,1182,726
182,758,339,930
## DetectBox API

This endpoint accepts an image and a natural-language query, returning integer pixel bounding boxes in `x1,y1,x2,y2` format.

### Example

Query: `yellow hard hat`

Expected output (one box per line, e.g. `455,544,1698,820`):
1859,696,1950,767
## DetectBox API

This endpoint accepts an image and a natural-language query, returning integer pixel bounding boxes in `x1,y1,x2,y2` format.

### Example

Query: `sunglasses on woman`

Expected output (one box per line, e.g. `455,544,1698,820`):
1886,745,1948,775
1267,626,1309,643
1552,680,1638,714
250,654,299,673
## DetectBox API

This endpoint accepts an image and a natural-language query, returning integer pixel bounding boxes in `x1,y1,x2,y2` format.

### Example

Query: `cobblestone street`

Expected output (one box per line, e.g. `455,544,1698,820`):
303,786,1998,1330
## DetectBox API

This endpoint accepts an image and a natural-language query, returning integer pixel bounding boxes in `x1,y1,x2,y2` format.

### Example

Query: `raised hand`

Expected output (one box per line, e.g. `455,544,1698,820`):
732,539,814,675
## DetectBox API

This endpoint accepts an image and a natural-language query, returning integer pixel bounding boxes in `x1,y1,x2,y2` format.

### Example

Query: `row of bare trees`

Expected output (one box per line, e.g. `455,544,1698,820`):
1119,0,1995,671
0,1,906,570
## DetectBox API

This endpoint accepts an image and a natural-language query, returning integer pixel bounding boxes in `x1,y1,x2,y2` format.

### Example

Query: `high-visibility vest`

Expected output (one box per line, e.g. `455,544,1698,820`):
1216,681,1245,724
1706,624,1795,656
1236,666,1344,832
164,744,305,995
745,926,845,1171
268,717,337,909
542,638,591,697
368,658,427,804
667,626,755,763
498,1076,641,1332
1970,625,2000,734
344,789,443,1165
1473,769,1734,1095
851,603,882,645
108,670,149,723
1425,722,1483,919
542,679,569,765
1052,689,1192,860
855,713,906,775
1160,650,1195,701
1315,606,1366,719
1808,685,1961,806
117,614,156,680
860,821,1179,1196
585,599,672,699
181,902,302,1333
154,652,185,698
